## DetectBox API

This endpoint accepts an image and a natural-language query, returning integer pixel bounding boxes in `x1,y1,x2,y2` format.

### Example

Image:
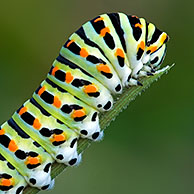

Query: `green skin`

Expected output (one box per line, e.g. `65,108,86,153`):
0,121,53,189
60,33,122,94
33,80,100,137
0,158,27,193
47,60,113,112
12,99,79,164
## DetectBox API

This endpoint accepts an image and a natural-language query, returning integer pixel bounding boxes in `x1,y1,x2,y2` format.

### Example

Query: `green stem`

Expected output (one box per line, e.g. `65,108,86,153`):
24,65,173,194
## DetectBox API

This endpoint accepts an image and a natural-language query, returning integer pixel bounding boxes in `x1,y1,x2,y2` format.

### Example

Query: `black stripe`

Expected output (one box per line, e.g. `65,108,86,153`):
64,39,80,55
56,55,93,78
103,33,115,49
149,27,162,44
127,15,142,41
45,78,67,93
108,13,127,53
21,112,35,126
0,153,6,161
30,98,51,116
8,118,30,139
90,16,105,34
76,27,111,62
0,135,10,148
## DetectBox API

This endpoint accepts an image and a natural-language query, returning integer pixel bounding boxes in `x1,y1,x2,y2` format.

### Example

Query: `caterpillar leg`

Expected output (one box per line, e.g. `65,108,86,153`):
138,44,167,78
127,77,143,86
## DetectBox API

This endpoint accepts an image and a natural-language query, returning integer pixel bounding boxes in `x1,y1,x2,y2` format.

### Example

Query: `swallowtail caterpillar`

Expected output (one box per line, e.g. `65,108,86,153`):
0,12,169,193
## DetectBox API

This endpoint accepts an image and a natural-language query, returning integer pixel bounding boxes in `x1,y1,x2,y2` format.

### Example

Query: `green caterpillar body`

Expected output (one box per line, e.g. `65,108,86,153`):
0,12,168,193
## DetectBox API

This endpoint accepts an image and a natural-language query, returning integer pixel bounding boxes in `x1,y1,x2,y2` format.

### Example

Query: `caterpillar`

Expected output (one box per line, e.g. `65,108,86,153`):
0,12,169,193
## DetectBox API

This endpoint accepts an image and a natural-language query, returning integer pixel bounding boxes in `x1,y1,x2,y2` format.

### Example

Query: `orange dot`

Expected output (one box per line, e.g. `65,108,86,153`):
94,17,104,23
132,15,138,19
135,23,142,28
38,86,45,96
52,66,59,76
149,46,158,53
115,48,125,58
66,40,74,47
139,41,145,50
65,71,74,83
27,157,39,165
72,109,86,118
33,118,41,130
80,48,89,58
19,107,27,116
0,128,5,135
1,179,12,186
53,96,62,108
100,27,110,37
84,84,98,94
97,64,111,73
8,140,18,152
54,134,66,142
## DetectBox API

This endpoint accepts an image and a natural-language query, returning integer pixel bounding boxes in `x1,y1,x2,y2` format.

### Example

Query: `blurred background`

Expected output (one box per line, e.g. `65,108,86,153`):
0,0,193,193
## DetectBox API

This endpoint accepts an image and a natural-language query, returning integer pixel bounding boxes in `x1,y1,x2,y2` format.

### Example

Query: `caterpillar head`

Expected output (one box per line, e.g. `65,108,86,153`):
142,23,169,69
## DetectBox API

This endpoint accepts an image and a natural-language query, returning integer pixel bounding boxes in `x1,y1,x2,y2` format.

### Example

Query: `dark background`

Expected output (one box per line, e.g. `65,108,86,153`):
0,0,193,193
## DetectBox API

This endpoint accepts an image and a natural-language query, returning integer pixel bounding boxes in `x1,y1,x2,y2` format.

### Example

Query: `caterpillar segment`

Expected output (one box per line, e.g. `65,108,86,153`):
0,121,54,190
149,44,167,69
141,23,169,73
81,14,132,87
60,33,123,95
33,79,103,141
12,99,81,166
117,13,147,79
0,154,27,193
47,56,114,112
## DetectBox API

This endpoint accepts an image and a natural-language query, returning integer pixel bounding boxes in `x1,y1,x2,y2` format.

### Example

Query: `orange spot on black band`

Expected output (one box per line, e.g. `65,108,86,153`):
51,66,59,76
72,109,86,118
65,71,74,83
100,27,110,37
132,15,138,19
33,118,41,130
38,86,45,96
148,46,158,53
84,84,98,94
1,178,12,187
0,128,5,135
26,156,40,165
94,17,103,23
135,23,142,28
53,134,66,142
53,96,62,108
80,48,89,58
139,41,145,50
97,64,111,73
8,140,18,152
18,107,27,116
115,48,125,58
66,40,74,47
